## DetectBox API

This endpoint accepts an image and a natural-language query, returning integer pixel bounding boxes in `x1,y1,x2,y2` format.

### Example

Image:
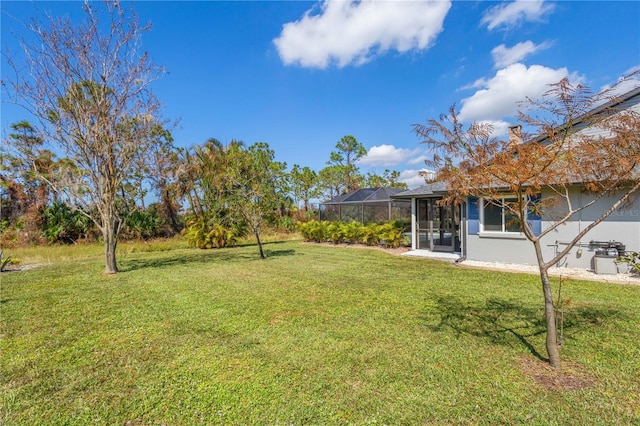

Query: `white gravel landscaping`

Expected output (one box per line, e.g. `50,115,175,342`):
400,250,639,286
458,259,640,286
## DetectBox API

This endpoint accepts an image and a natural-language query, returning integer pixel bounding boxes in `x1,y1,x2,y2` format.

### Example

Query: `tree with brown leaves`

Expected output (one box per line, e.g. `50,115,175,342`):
413,76,640,368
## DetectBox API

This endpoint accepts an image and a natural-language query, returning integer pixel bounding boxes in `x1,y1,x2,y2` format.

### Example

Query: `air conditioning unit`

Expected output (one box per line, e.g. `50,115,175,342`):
594,254,618,275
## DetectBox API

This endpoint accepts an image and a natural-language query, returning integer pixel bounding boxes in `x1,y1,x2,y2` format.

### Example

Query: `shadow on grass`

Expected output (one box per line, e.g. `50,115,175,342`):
263,249,296,257
424,294,627,362
120,243,298,272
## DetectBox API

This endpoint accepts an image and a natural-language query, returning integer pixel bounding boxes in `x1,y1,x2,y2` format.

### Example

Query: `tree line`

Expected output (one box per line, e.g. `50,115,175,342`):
1,121,406,254
1,2,405,272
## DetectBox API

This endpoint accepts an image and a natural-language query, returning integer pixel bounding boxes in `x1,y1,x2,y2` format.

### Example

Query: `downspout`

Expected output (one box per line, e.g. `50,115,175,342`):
456,201,467,263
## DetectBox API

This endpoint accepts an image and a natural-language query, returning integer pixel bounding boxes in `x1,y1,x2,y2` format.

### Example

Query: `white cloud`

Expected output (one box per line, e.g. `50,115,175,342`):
481,0,555,31
398,169,433,189
458,76,489,91
491,41,551,68
475,120,512,138
273,0,451,68
458,63,574,123
407,152,430,166
359,144,422,167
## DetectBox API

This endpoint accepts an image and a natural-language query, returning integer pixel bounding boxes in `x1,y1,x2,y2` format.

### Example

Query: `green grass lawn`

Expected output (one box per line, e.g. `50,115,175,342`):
2,240,639,425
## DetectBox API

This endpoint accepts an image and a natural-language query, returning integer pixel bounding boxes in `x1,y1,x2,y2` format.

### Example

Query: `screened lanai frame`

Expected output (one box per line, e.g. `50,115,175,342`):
319,187,411,225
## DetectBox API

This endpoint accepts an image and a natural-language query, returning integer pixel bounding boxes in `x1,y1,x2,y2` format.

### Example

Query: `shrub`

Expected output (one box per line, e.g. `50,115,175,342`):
343,222,363,244
210,224,240,248
311,221,329,242
41,202,94,244
298,220,329,243
299,220,406,247
378,222,405,248
1,251,13,272
297,220,314,241
361,223,381,246
327,222,345,244
124,209,161,240
305,210,318,221
297,221,311,241
617,252,640,273
0,227,19,247
183,218,243,249
276,215,297,233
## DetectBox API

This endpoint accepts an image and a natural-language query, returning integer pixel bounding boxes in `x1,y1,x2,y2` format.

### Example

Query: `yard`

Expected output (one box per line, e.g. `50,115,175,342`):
1,240,639,424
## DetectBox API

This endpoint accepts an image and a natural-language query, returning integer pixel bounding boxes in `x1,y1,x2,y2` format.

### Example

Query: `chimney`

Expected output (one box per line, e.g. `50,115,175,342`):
419,169,437,182
508,125,522,146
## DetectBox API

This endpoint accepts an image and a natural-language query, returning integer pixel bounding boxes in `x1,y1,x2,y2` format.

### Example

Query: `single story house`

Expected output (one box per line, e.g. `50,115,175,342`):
393,85,640,274
393,182,639,273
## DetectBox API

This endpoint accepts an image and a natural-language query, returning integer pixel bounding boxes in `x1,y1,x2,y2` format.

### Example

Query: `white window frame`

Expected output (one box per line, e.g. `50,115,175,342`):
479,195,525,236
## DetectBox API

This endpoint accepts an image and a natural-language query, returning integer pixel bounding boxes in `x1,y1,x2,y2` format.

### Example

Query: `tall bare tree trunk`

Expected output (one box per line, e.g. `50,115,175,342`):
534,240,561,368
540,267,561,368
161,189,181,235
103,216,120,274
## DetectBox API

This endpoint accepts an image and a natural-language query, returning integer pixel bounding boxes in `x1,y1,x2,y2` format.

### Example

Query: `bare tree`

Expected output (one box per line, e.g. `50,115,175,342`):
413,76,640,368
2,2,168,273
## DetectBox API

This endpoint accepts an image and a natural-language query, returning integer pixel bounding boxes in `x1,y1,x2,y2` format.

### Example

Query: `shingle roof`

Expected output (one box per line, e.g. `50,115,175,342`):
391,182,449,198
532,85,640,145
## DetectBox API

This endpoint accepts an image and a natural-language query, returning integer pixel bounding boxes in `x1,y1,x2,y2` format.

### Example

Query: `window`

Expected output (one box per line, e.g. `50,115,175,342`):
481,197,521,233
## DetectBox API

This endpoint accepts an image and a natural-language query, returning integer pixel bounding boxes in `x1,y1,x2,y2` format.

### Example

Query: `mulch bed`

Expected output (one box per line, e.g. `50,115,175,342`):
517,355,597,391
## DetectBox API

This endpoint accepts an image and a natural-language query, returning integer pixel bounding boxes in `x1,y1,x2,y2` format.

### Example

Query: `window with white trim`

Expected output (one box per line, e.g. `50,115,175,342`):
481,196,522,233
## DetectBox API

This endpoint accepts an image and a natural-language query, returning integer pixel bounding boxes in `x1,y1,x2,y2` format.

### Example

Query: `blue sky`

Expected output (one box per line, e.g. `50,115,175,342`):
2,0,639,188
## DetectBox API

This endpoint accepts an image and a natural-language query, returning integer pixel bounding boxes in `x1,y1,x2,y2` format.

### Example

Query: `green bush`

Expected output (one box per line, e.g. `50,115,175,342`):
361,223,381,246
343,222,364,244
296,221,312,241
41,202,94,244
378,222,404,248
1,251,13,272
327,222,346,244
124,209,161,240
312,221,329,242
297,220,329,243
276,215,297,233
617,251,640,273
298,220,406,247
183,218,242,249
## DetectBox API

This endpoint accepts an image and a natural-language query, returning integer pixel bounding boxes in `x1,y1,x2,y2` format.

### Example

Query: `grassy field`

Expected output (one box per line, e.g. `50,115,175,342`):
1,240,639,424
